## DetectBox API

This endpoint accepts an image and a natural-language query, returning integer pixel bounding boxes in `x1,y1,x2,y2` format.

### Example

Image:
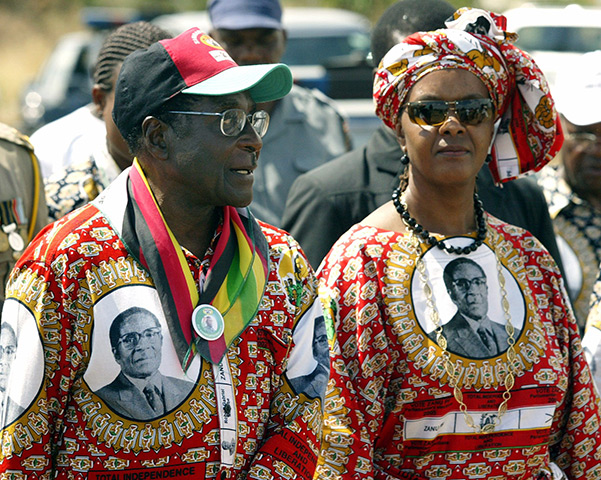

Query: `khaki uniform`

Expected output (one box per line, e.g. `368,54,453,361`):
0,122,48,308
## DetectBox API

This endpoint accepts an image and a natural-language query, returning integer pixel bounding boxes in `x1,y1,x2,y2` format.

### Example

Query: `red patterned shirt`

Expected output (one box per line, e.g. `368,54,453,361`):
316,217,601,480
0,202,325,479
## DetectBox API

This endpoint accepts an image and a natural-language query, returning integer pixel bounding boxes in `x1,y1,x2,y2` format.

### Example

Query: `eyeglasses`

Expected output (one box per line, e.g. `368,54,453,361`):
404,99,494,127
564,132,601,152
452,277,487,292
0,345,16,357
167,109,270,137
118,327,162,350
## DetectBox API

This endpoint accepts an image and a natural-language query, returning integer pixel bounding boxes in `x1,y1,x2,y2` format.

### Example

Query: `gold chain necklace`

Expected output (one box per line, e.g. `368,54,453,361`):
402,196,517,434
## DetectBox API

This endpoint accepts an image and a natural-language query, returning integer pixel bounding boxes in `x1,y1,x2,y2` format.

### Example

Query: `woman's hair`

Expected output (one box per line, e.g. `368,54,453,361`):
93,21,172,93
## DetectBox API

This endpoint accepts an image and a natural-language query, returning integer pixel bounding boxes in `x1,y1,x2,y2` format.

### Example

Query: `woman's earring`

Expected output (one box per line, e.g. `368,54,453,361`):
399,153,410,192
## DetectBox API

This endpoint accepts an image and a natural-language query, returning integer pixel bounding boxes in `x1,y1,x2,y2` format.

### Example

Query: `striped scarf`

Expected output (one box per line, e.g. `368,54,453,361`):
122,159,268,368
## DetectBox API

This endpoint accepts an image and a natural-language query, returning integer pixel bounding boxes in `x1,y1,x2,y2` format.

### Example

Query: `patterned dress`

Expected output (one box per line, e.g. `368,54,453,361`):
316,216,601,480
0,173,325,479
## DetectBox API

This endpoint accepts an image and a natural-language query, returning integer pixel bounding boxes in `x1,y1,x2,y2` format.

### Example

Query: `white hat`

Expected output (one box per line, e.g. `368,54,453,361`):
554,50,601,126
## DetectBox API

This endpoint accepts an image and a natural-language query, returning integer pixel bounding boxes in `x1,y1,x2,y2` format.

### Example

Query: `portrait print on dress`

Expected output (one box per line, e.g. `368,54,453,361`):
84,286,197,421
0,300,44,427
285,301,330,401
414,237,525,359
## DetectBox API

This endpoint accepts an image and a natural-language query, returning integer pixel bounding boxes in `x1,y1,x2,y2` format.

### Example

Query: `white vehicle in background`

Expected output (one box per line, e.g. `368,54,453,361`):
503,4,601,93
152,8,373,100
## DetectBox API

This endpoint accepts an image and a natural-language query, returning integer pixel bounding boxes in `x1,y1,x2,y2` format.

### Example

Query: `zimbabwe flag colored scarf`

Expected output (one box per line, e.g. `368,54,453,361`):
122,159,269,368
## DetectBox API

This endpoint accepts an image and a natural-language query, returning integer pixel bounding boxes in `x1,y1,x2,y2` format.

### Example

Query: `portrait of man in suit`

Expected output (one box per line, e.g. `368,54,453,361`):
288,316,330,401
429,257,520,359
0,322,26,425
95,307,194,420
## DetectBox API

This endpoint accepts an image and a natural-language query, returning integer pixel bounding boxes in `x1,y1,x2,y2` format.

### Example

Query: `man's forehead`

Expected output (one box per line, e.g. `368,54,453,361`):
183,91,255,110
453,263,483,277
0,326,16,344
120,314,159,332
217,27,282,38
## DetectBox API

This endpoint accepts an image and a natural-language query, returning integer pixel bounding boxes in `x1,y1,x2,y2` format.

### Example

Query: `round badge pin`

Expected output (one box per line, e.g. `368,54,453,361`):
8,231,24,252
192,304,224,341
2,223,24,252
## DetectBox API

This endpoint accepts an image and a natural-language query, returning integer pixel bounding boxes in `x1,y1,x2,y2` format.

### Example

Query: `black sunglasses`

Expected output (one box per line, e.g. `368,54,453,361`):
404,98,494,127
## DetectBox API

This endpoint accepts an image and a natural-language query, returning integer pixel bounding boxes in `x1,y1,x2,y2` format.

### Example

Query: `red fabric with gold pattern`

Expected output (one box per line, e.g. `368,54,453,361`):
0,195,324,478
316,216,601,480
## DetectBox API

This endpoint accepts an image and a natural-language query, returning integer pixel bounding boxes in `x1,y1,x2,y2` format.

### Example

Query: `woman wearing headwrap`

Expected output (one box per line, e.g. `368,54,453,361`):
316,8,601,480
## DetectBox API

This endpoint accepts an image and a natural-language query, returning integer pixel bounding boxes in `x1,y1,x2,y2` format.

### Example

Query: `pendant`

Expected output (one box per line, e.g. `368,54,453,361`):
192,304,225,341
2,223,24,252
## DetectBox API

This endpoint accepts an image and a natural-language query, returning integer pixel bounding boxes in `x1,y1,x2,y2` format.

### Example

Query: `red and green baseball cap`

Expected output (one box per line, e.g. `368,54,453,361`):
113,28,292,138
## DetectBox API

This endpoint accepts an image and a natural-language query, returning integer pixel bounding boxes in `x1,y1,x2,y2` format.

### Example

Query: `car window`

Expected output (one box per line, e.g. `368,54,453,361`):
516,26,601,53
283,32,370,66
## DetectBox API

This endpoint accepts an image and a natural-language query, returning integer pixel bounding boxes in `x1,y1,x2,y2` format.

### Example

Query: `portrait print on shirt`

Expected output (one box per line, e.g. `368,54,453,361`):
0,300,44,427
84,285,197,421
414,237,525,360
285,301,330,401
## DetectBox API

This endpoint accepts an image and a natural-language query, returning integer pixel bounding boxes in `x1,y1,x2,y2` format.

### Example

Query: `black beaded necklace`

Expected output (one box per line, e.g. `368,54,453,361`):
392,187,487,255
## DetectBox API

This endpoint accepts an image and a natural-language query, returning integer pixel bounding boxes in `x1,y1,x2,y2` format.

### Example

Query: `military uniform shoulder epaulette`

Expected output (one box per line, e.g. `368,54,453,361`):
0,122,34,152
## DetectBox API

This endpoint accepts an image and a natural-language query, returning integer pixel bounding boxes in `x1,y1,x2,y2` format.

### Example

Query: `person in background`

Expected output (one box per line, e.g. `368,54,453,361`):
281,0,563,274
0,122,47,310
36,21,171,221
316,8,600,479
538,50,601,331
0,29,326,478
208,0,352,227
29,102,104,181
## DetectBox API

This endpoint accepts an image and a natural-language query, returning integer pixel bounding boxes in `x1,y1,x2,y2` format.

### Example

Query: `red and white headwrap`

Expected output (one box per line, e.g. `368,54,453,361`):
373,7,563,184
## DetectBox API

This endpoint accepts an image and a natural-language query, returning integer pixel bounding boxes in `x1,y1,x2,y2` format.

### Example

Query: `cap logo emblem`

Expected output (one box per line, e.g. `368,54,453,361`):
193,32,224,50
210,50,232,62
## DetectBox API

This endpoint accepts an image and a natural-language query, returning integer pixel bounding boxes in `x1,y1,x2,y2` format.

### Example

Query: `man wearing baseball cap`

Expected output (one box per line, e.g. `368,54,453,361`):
538,50,601,332
0,29,328,479
208,0,352,227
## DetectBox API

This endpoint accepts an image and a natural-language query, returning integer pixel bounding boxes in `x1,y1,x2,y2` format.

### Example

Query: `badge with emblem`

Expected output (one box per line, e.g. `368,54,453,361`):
192,304,224,341
2,223,24,252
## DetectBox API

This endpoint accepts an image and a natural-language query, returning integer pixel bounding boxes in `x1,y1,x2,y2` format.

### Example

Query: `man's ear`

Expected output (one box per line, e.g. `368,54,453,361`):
91,84,107,118
142,116,168,159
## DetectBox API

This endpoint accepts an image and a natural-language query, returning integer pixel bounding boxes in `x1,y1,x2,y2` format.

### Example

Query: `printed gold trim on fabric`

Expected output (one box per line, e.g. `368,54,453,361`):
554,215,597,325
384,227,546,391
